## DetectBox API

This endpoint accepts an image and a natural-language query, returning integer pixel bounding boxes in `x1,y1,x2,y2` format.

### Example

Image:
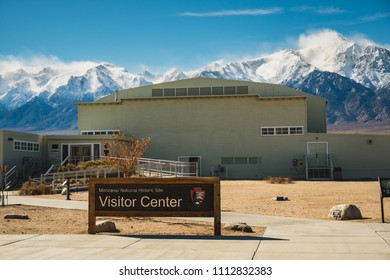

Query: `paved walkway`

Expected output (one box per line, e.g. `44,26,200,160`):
1,195,389,260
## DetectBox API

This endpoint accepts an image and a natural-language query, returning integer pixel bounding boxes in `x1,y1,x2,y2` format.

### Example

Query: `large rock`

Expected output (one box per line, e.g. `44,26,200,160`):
224,222,253,233
328,204,363,220
272,196,288,201
96,220,118,233
4,214,29,219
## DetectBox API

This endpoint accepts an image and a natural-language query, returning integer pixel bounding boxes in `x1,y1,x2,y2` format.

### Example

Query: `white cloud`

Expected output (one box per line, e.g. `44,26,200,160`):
315,6,348,15
179,8,283,17
347,32,390,50
291,6,348,14
361,12,390,22
295,29,389,51
296,29,350,50
0,54,100,75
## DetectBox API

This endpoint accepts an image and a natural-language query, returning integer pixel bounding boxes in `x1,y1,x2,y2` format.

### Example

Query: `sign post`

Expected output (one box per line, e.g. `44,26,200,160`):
378,177,390,223
88,177,221,235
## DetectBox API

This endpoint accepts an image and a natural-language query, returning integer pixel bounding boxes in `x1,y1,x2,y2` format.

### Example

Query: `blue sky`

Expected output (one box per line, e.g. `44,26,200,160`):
0,0,389,73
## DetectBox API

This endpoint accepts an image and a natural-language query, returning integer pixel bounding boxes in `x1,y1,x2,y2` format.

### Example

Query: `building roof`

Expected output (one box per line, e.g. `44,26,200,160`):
78,77,327,108
86,77,326,104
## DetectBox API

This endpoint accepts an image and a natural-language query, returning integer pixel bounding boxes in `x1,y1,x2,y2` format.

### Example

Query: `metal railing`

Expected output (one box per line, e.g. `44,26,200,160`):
305,154,333,180
4,165,18,190
31,167,121,190
66,156,199,178
28,156,198,191
60,155,69,166
67,156,101,165
137,157,198,177
45,165,56,175
22,158,34,179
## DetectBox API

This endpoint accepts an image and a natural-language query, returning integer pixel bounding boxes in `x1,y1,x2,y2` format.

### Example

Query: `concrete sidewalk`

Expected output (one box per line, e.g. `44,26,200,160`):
1,195,389,260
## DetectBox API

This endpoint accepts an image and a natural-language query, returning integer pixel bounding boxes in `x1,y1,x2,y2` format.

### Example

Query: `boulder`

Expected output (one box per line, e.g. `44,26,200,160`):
96,220,118,233
272,196,288,201
224,222,253,233
4,214,29,219
328,204,362,220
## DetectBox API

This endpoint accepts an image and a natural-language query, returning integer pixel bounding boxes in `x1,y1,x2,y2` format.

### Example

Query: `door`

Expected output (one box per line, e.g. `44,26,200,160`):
62,144,69,163
189,157,200,176
178,156,201,176
61,143,100,165
71,145,91,163
307,142,328,167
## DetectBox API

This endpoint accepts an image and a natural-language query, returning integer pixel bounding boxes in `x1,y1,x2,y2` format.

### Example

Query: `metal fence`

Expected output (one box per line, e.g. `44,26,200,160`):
27,156,198,191
4,165,18,189
31,167,121,190
137,157,198,177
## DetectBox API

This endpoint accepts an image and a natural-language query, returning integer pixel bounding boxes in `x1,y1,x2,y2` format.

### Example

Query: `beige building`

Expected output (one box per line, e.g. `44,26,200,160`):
1,77,389,183
0,130,112,188
0,130,43,182
77,77,390,180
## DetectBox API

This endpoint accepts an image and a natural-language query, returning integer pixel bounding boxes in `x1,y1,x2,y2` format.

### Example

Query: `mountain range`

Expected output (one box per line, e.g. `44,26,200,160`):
0,30,389,133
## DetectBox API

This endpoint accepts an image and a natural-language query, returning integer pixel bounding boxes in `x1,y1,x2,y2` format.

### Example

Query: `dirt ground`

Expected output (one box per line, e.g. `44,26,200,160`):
1,180,389,236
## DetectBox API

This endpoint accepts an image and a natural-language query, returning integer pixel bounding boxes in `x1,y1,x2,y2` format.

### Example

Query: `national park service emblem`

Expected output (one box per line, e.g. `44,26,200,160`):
190,187,205,207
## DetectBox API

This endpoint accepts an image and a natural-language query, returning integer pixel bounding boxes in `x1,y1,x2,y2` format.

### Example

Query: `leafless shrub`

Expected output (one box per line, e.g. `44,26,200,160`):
19,182,53,195
103,133,152,177
266,177,294,184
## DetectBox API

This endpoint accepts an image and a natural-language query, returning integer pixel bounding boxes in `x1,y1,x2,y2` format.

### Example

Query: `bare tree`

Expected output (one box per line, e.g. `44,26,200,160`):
103,133,152,177
1,165,7,206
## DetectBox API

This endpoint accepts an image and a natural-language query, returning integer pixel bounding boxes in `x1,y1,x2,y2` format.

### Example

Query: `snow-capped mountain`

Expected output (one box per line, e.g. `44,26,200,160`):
0,30,388,132
193,31,389,91
0,63,152,131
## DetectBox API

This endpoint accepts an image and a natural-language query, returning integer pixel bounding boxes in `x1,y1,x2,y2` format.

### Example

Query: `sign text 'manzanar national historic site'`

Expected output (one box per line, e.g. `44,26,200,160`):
88,177,221,235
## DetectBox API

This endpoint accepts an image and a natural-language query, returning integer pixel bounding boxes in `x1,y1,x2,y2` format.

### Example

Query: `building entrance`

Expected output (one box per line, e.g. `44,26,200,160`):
178,156,201,176
61,143,101,164
306,142,333,180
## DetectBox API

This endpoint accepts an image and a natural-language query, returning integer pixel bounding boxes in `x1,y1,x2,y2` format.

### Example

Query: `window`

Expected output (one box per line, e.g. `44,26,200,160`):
152,88,163,97
290,127,303,135
164,88,175,96
221,157,234,165
261,127,275,135
152,85,249,97
176,88,187,96
237,86,249,94
248,157,261,164
188,87,200,96
276,127,289,135
13,140,40,152
234,157,248,164
224,86,236,95
212,87,223,95
81,130,120,136
200,87,211,96
221,157,262,165
261,126,304,136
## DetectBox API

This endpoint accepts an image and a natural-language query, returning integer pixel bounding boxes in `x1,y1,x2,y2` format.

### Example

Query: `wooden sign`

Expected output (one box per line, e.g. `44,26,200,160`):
88,177,221,235
379,177,390,223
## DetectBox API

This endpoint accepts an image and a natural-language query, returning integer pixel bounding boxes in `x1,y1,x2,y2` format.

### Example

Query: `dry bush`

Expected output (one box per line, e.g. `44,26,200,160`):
57,163,77,172
103,133,152,177
76,159,109,170
266,177,294,184
57,160,110,172
19,182,53,195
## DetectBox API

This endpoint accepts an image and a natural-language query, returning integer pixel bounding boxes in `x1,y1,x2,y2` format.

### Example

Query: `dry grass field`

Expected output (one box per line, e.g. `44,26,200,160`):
220,180,387,222
1,180,389,236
